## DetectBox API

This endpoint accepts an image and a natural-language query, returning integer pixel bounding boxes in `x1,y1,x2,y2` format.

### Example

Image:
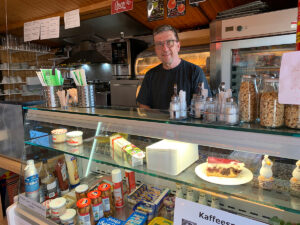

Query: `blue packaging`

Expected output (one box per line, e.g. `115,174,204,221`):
123,211,147,225
97,217,124,225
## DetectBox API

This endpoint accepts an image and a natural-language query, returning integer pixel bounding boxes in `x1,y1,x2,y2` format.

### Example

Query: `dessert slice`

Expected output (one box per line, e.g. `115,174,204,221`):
206,157,245,178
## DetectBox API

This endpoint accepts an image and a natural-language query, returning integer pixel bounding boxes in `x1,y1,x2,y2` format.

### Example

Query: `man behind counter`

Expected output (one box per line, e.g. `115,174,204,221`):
137,24,211,110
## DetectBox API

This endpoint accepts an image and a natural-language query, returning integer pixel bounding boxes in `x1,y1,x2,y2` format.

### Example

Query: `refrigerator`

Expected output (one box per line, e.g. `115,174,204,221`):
210,7,297,97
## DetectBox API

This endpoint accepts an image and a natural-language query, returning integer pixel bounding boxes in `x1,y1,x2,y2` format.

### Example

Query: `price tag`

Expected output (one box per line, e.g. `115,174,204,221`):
19,194,46,218
174,197,267,225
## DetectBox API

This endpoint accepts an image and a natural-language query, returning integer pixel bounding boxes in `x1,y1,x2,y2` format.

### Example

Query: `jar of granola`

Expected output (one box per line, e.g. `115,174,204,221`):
260,78,284,128
98,183,113,217
238,75,257,123
285,105,300,129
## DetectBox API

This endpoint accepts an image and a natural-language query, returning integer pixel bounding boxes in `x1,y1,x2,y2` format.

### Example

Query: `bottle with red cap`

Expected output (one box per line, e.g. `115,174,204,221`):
98,183,113,217
87,190,104,221
76,198,94,225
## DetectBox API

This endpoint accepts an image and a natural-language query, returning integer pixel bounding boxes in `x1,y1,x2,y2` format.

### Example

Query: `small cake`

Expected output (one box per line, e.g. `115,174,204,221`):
258,155,274,190
290,160,300,197
206,157,244,178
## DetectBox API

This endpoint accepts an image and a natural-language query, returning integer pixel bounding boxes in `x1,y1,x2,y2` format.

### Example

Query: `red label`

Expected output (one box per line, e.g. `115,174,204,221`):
111,0,133,15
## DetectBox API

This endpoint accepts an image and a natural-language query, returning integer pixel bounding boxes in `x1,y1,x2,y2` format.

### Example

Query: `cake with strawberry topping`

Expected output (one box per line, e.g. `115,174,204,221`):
206,157,244,178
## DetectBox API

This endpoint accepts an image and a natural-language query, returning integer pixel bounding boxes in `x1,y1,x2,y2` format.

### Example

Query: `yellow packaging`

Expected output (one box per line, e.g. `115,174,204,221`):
149,217,173,225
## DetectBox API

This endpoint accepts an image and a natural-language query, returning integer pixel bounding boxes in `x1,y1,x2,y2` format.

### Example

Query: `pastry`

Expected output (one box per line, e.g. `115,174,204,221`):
206,157,244,178
290,160,300,197
258,155,274,190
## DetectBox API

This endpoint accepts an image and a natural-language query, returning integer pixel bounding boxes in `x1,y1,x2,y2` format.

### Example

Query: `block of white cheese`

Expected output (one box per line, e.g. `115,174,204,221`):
146,140,198,176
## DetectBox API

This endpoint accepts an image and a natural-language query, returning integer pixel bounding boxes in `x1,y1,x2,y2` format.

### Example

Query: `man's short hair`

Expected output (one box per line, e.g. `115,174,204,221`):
153,25,179,41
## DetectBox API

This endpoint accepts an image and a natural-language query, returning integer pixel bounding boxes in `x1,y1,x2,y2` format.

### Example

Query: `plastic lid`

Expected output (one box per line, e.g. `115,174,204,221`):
26,159,34,165
76,198,91,208
49,197,66,209
51,128,67,135
75,184,88,193
66,131,83,138
59,209,76,221
87,190,101,199
265,78,279,83
112,169,122,183
98,183,111,192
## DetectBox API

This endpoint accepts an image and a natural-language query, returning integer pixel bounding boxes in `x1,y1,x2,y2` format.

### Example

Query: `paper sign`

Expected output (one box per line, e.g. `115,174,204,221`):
18,194,46,217
111,0,133,15
40,16,60,40
24,20,40,42
174,198,267,225
279,51,300,105
64,9,80,29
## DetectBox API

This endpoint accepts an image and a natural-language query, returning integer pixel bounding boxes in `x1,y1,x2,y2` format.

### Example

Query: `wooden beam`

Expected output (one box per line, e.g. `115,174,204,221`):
0,155,22,175
0,0,111,32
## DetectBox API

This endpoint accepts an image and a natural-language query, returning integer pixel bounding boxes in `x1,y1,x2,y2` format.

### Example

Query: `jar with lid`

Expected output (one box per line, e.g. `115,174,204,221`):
204,97,217,123
77,198,95,225
285,105,300,129
260,78,284,128
98,183,114,217
238,75,257,123
225,97,239,125
257,74,274,120
75,184,89,201
88,190,104,221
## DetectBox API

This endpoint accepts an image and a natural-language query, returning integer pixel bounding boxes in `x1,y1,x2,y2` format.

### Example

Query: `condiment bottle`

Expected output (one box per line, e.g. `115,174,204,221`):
204,97,217,122
112,169,124,208
225,97,239,125
189,94,197,117
87,190,104,221
217,82,226,122
77,198,94,225
98,183,114,217
195,83,205,119
169,84,180,120
55,158,69,196
24,160,40,202
64,154,80,188
40,159,58,200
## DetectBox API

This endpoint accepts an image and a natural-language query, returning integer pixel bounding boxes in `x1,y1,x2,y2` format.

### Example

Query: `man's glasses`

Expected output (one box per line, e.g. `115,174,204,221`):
154,39,178,49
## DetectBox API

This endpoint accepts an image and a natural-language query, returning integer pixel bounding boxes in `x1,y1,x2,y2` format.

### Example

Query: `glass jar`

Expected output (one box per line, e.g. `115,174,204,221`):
77,198,95,225
238,75,257,123
225,98,239,125
195,95,205,119
257,74,273,121
260,78,284,128
285,105,300,129
98,183,114,217
204,97,217,122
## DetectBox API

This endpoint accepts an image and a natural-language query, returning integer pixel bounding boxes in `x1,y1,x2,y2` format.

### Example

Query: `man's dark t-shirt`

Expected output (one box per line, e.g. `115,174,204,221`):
137,59,211,110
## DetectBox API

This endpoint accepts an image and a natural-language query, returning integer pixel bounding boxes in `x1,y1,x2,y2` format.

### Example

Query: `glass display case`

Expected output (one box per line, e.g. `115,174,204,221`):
14,106,300,224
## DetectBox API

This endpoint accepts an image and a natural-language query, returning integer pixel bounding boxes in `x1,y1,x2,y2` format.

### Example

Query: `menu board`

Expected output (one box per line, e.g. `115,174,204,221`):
167,0,186,18
147,0,164,21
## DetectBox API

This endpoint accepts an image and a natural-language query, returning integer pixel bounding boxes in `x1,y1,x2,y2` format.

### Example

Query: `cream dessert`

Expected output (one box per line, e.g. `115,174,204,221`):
258,155,274,190
206,157,244,178
290,160,300,196
51,129,67,143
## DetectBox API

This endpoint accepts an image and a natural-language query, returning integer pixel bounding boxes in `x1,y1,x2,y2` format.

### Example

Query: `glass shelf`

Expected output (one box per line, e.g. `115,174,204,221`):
24,106,300,138
25,134,300,215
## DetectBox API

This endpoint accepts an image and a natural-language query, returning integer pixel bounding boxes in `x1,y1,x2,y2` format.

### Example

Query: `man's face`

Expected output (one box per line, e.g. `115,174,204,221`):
154,30,180,66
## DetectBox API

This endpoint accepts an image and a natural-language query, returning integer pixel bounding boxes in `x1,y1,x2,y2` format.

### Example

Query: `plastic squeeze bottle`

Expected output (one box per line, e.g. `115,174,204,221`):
24,160,40,202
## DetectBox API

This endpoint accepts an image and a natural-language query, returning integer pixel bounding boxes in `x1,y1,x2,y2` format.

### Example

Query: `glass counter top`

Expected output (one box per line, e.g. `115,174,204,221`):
25,134,300,215
24,105,300,137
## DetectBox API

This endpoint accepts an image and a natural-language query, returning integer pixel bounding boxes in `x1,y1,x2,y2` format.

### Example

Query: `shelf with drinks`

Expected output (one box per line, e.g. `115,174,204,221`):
24,131,300,215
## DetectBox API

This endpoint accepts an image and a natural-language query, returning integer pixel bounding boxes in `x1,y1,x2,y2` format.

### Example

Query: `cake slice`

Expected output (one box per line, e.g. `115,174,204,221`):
206,157,245,178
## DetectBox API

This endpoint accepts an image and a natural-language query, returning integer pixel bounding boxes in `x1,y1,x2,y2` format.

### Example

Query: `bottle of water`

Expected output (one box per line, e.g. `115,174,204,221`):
24,160,40,202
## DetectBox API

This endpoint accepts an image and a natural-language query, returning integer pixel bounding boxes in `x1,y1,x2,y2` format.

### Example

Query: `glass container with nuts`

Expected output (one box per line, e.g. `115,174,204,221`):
98,183,114,217
238,75,257,123
260,78,284,128
77,198,95,225
285,105,300,129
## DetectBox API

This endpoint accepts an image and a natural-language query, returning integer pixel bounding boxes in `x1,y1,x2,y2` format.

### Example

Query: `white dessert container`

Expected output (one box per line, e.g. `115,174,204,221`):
59,208,76,225
66,131,83,146
146,140,198,175
51,129,67,143
49,197,67,223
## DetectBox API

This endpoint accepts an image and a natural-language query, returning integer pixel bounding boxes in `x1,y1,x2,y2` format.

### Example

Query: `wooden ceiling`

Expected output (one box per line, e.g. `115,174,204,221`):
0,0,297,39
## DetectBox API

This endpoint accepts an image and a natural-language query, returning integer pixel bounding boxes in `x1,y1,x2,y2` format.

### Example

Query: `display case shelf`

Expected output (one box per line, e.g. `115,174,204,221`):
25,134,300,215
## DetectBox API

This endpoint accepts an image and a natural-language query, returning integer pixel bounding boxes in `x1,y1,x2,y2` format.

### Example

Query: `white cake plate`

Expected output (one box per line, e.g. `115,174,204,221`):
195,162,254,185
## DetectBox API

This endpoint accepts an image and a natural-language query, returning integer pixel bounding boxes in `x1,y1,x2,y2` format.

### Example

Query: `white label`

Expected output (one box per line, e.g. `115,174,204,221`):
61,163,67,181
47,180,57,190
78,213,91,225
174,197,267,225
102,197,110,212
92,202,103,221
19,194,46,217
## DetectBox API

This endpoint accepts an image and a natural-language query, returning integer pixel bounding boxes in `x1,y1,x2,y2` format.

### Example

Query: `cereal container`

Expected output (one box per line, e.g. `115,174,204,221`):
77,198,94,225
238,75,257,123
260,78,284,128
49,197,67,223
285,105,300,129
98,183,114,217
